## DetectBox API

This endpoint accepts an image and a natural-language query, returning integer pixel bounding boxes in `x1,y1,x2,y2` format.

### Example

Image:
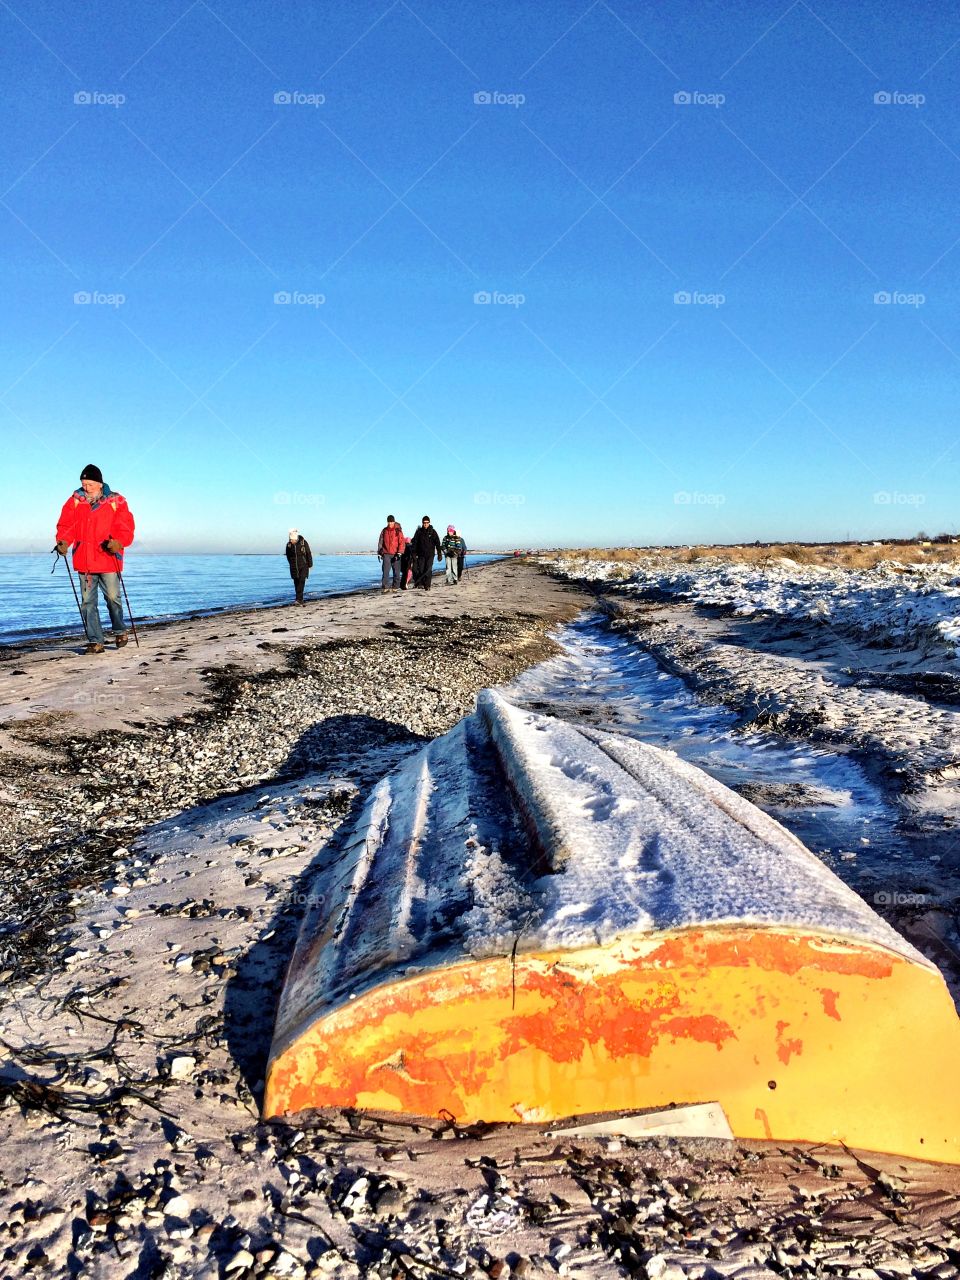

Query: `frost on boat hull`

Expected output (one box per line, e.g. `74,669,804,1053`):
264,691,960,1163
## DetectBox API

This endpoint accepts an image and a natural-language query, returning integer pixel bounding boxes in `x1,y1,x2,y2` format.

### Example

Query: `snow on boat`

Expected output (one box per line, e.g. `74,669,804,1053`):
264,691,960,1162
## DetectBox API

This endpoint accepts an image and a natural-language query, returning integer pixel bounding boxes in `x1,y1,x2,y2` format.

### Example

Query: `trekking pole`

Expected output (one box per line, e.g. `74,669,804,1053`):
112,553,140,648
51,546,91,641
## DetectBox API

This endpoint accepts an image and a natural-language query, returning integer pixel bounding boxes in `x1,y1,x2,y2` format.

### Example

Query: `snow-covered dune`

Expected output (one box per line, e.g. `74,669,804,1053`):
547,553,960,651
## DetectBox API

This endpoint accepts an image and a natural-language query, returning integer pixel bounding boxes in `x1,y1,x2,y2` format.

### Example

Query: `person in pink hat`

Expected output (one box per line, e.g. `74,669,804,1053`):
441,525,465,585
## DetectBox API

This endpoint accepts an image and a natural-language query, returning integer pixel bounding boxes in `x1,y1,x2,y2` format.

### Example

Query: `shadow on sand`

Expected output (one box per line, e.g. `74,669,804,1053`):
222,713,430,1109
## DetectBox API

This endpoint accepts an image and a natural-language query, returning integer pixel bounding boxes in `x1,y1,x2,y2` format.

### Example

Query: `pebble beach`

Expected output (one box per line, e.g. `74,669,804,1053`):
1,558,959,1279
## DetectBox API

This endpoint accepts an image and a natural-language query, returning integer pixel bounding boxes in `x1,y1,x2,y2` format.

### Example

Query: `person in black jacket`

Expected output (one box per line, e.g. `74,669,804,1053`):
410,516,442,591
285,528,313,604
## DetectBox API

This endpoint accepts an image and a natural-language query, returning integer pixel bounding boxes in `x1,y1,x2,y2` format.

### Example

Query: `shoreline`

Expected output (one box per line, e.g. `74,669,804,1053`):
0,559,589,969
0,555,509,653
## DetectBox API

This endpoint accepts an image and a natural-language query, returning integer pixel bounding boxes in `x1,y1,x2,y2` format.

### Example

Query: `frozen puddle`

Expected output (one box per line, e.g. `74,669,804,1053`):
507,614,916,896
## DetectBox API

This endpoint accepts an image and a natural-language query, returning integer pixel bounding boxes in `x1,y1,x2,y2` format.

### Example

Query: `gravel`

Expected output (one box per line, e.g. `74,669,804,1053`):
0,610,558,973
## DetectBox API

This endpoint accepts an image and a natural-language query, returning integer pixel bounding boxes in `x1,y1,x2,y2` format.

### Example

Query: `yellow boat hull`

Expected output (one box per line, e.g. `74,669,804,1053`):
265,924,960,1163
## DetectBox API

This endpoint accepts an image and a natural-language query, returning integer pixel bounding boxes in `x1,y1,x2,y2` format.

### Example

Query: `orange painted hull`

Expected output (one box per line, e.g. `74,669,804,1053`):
265,924,960,1163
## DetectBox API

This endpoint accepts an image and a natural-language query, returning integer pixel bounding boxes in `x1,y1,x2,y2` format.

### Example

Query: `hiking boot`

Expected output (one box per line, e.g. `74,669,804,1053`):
85,643,105,655
115,633,129,649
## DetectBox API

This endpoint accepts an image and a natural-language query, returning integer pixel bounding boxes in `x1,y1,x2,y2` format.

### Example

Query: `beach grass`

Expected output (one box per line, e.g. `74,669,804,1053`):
559,540,960,570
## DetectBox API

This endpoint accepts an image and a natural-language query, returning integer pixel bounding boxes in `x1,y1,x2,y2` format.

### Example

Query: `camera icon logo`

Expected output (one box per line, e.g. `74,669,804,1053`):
473,91,492,105
274,91,292,105
674,91,692,105
74,90,92,105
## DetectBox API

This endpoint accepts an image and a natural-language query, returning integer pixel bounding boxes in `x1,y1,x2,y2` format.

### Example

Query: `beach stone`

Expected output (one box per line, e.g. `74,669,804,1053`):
373,1186,405,1217
163,1194,191,1218
168,1055,196,1081
225,1247,255,1270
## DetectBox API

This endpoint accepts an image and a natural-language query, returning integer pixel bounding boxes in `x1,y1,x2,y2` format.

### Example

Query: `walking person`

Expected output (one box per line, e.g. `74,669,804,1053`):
410,515,442,591
399,535,414,589
377,514,404,592
456,528,467,580
285,528,313,604
55,463,136,654
441,526,465,585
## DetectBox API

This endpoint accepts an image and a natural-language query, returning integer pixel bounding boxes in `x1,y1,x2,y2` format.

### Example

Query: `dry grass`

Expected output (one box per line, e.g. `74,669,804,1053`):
561,541,960,570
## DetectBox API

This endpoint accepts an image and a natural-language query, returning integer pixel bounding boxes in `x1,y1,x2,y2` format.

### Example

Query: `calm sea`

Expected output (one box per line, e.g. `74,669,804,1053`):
0,553,500,646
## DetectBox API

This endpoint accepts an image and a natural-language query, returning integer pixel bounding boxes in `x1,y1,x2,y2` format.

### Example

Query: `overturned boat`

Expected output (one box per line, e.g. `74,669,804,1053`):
264,691,960,1162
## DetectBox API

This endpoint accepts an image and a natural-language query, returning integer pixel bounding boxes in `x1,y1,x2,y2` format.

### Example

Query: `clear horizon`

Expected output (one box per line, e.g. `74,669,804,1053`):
3,1,958,551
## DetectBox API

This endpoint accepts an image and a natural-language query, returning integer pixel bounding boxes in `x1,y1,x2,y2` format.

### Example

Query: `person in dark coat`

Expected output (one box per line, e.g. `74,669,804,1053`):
285,528,313,604
410,516,442,590
399,535,414,589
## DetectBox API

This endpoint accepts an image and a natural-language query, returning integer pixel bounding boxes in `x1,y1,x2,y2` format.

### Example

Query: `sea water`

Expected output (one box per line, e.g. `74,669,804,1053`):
0,553,499,646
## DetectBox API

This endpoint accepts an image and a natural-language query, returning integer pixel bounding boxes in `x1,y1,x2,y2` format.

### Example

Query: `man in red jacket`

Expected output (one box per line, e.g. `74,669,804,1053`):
55,463,136,654
377,514,404,592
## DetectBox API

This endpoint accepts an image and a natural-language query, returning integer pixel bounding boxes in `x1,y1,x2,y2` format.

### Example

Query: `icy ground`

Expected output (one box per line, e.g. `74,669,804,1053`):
547,553,960,653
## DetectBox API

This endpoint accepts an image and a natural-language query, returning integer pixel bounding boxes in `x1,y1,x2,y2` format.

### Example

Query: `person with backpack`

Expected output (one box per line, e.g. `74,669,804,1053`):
410,516,442,591
285,528,313,604
55,463,136,654
377,514,405,592
441,526,465,584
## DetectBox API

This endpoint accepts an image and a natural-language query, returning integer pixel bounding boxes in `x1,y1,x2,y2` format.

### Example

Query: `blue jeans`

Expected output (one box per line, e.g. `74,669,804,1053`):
80,572,125,644
381,554,401,589
445,555,459,584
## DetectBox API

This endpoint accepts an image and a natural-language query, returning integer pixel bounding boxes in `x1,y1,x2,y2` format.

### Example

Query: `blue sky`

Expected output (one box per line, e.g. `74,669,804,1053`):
3,0,959,551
